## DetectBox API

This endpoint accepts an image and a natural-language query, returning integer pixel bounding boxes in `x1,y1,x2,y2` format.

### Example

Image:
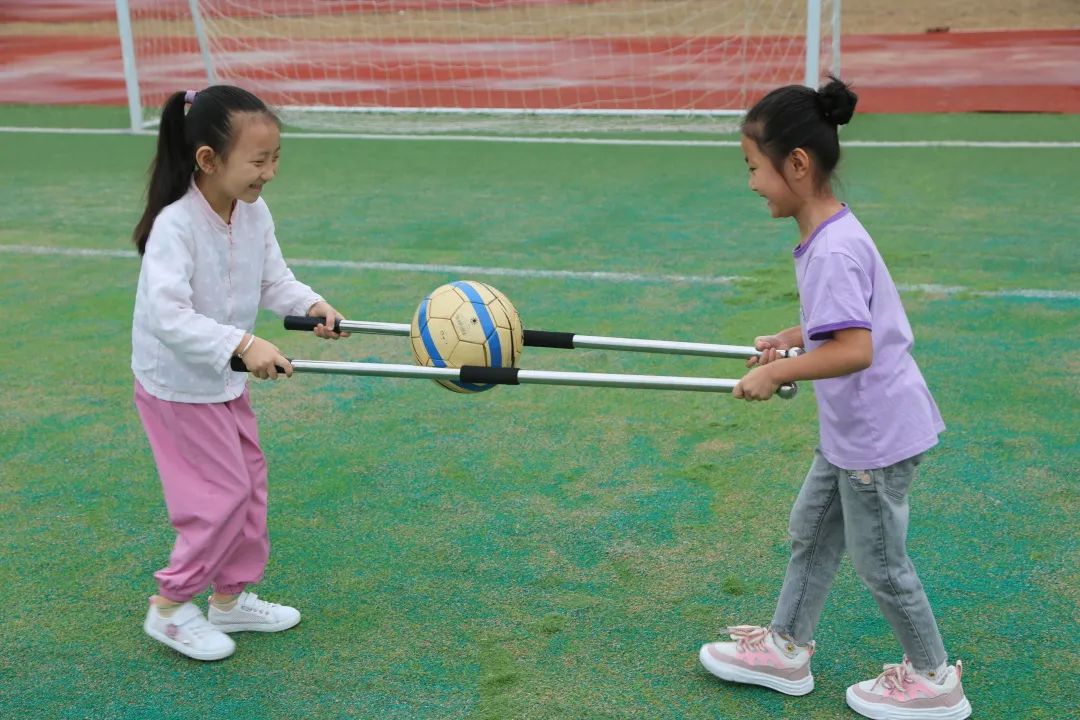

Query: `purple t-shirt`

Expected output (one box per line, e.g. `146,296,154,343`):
794,206,944,469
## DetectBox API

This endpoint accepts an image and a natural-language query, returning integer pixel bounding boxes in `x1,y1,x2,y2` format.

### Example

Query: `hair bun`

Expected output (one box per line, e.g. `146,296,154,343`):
817,76,857,126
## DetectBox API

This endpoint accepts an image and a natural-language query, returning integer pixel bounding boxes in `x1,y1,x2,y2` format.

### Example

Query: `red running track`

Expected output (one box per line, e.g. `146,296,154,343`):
0,1,604,23
1,29,1077,113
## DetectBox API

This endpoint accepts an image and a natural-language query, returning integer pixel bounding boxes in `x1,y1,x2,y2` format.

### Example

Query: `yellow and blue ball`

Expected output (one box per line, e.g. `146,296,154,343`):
410,281,524,393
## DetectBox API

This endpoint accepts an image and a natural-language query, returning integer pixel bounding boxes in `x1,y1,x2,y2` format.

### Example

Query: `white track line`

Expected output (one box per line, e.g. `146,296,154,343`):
0,244,738,285
1,126,1078,149
1,245,1076,299
288,257,742,285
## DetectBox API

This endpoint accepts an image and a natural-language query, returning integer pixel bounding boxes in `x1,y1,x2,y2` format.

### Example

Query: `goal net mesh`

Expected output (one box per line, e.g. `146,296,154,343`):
123,1,838,135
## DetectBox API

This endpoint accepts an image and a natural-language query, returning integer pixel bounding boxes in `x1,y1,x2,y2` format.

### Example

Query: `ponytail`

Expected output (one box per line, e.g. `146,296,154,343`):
133,91,191,255
132,85,280,255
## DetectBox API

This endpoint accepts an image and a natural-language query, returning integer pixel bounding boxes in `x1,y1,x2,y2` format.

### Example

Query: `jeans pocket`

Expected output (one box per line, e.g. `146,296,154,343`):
845,469,878,493
881,458,919,500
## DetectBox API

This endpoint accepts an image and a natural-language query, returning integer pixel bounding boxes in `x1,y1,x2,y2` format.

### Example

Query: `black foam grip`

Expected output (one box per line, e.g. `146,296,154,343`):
230,357,286,373
523,330,576,349
459,365,521,385
284,315,340,333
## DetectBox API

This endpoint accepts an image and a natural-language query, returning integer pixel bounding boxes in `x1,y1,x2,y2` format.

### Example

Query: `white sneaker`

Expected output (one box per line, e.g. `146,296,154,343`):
699,625,815,696
207,591,301,633
143,600,236,661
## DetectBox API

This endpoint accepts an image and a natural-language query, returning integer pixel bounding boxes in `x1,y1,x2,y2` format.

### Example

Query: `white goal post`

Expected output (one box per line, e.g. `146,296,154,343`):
116,0,841,134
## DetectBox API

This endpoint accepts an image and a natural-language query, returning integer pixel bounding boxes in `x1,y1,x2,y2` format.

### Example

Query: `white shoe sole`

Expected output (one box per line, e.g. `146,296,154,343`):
210,615,301,634
144,621,235,661
845,686,973,720
698,644,814,696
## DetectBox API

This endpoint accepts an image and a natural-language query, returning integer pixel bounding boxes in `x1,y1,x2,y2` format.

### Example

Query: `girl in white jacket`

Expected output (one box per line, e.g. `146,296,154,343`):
131,85,346,661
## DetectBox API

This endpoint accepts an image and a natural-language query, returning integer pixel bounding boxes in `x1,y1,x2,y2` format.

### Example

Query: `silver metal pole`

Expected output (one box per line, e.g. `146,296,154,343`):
291,360,450,379
297,318,799,360
188,0,217,85
805,0,822,88
114,0,143,132
832,0,842,78
338,320,410,336
517,369,742,393
570,335,798,360
284,360,797,399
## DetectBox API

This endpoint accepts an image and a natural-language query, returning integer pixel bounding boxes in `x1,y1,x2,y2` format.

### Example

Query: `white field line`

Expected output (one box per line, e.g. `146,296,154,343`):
0,244,739,285
1,244,1076,299
1,126,1078,149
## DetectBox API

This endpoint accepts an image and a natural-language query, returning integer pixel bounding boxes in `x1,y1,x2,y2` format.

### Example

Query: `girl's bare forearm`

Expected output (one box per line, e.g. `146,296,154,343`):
767,328,872,384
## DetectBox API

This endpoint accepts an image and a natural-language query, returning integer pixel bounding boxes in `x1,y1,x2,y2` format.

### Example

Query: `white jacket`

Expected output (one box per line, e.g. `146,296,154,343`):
132,181,321,403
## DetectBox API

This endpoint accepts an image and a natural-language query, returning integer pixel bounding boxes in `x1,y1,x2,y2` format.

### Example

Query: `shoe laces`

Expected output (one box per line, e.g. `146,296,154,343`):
874,660,914,695
725,625,770,652
240,593,280,617
723,626,814,657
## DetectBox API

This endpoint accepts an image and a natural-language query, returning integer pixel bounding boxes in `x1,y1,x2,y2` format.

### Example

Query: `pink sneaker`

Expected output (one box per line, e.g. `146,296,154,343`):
698,625,815,696
846,657,972,719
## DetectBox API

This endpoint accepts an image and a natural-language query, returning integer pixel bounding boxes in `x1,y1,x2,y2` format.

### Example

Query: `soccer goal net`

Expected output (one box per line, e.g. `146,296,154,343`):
116,0,840,135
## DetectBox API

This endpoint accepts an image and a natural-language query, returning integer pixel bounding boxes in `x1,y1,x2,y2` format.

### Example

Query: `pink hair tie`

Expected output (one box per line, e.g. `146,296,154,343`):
184,90,197,104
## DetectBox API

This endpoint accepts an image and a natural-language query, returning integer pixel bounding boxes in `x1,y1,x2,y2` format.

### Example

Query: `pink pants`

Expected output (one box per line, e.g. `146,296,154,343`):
134,380,270,602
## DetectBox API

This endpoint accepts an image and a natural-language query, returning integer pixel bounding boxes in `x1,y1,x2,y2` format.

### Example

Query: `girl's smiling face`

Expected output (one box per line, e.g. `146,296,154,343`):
216,113,280,204
196,112,281,211
741,133,799,219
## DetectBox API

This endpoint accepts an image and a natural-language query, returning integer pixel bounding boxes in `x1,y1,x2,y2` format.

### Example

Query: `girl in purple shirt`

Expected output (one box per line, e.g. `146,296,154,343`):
697,78,971,720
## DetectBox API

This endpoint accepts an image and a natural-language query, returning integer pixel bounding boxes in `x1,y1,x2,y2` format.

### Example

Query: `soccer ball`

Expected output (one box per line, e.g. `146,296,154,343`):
410,280,524,393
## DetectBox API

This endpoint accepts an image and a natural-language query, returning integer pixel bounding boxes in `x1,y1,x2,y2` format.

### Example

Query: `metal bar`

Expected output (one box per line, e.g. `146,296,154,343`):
805,0,822,87
517,369,739,393
188,0,217,84
285,360,797,399
291,360,450,379
114,0,143,132
832,0,842,78
338,320,410,336
287,316,799,360
570,335,796,360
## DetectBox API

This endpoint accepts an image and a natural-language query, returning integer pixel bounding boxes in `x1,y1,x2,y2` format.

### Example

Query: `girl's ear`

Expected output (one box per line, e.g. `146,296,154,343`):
194,145,217,175
788,148,811,180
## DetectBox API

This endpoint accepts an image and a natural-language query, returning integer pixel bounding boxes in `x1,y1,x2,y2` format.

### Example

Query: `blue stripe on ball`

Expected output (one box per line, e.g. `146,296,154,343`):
418,296,446,368
420,289,492,393
452,281,503,369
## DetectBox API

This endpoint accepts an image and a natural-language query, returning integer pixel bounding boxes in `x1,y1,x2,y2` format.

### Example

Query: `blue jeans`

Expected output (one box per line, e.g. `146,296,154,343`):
771,448,947,672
